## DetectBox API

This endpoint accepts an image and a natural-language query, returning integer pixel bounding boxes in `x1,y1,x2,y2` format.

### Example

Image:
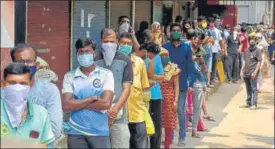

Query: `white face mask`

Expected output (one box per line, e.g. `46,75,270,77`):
102,42,118,66
3,84,30,128
119,23,130,35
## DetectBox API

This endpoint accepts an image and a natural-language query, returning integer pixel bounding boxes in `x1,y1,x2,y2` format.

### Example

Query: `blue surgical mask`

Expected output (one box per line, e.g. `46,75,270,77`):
28,65,37,78
119,45,132,56
77,54,94,67
3,84,30,128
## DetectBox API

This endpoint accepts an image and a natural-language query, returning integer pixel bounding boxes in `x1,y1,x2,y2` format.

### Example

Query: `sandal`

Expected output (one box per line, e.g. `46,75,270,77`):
198,128,209,132
191,131,201,138
203,115,215,121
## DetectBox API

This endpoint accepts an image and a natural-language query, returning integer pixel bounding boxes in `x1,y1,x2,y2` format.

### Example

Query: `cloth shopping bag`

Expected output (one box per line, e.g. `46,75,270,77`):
216,60,225,83
145,110,155,136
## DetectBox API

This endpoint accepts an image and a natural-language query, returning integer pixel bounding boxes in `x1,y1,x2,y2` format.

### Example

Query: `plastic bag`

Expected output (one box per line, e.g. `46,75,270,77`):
145,111,155,136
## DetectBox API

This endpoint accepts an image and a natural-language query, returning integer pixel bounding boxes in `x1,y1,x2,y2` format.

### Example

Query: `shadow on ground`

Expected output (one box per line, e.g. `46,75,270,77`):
258,92,274,106
170,83,243,148
239,132,274,146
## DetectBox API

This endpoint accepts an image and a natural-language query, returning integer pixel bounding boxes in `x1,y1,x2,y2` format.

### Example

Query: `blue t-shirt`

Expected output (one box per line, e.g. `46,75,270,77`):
163,42,194,91
145,55,164,100
62,67,115,136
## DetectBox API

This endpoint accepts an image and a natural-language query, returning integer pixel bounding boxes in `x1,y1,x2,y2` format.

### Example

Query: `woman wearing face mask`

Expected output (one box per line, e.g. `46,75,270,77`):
159,49,181,149
144,42,165,149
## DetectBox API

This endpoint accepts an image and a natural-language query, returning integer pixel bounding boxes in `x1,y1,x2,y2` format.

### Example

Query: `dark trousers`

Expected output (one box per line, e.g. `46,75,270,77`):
149,100,162,149
211,53,219,83
67,135,111,149
226,54,239,81
222,56,227,76
128,121,147,149
243,76,258,106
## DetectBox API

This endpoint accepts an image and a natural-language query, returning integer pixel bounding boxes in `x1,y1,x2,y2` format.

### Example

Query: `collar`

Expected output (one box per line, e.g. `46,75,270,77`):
27,103,34,118
74,66,101,78
170,41,182,48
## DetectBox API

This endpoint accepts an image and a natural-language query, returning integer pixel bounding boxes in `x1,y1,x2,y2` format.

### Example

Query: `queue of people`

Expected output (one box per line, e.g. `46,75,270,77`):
1,14,274,149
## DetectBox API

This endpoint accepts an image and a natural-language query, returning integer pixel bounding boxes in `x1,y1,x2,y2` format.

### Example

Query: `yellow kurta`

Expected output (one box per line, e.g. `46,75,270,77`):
127,55,150,123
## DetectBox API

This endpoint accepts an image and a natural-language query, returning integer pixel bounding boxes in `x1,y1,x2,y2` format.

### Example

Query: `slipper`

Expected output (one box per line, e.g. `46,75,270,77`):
191,131,201,138
203,115,215,121
198,128,209,132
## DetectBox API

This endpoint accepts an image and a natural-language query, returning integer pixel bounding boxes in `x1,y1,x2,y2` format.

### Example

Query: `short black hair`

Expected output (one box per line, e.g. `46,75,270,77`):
197,32,206,40
170,23,182,32
175,15,183,23
118,16,130,24
10,43,38,62
225,24,230,30
186,29,196,40
208,17,215,23
4,63,31,80
75,37,96,51
241,26,248,33
118,32,133,41
198,16,206,22
143,42,160,55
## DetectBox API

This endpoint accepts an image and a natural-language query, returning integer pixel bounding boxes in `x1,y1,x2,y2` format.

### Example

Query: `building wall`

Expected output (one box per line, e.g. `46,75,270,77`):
26,1,70,89
1,1,14,80
236,1,270,24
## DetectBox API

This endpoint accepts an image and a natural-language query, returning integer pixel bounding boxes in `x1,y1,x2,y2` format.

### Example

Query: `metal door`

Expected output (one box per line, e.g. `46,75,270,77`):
135,0,151,30
109,1,131,30
238,6,249,24
71,1,106,70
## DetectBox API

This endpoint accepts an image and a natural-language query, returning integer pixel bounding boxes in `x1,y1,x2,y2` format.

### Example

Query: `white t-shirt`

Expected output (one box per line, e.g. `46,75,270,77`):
210,27,223,53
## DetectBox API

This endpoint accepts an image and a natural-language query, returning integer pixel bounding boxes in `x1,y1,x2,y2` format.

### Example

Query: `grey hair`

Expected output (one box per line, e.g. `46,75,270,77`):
101,28,115,39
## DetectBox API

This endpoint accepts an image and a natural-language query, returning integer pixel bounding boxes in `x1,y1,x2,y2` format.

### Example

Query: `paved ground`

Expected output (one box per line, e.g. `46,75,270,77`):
167,77,274,148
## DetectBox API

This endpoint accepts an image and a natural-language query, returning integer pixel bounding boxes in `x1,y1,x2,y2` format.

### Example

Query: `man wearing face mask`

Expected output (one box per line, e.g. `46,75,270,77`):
95,28,133,148
117,16,141,53
117,32,150,148
62,37,114,148
225,28,241,84
10,44,62,140
208,18,224,85
240,36,262,110
1,63,55,147
163,23,194,146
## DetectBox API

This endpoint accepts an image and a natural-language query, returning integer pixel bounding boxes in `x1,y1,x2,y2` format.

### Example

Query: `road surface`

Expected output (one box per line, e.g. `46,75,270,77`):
168,77,274,148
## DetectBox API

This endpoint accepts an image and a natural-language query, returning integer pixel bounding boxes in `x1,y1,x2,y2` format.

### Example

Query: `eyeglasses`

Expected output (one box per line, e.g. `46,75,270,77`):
15,59,36,65
77,51,94,55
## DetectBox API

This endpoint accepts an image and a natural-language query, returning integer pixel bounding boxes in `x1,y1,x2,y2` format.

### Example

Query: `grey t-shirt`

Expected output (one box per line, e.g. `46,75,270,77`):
95,51,133,124
243,47,262,77
227,35,240,55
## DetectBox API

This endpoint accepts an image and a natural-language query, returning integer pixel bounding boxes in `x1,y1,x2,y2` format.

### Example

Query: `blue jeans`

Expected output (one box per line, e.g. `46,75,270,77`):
243,76,258,106
178,91,187,141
